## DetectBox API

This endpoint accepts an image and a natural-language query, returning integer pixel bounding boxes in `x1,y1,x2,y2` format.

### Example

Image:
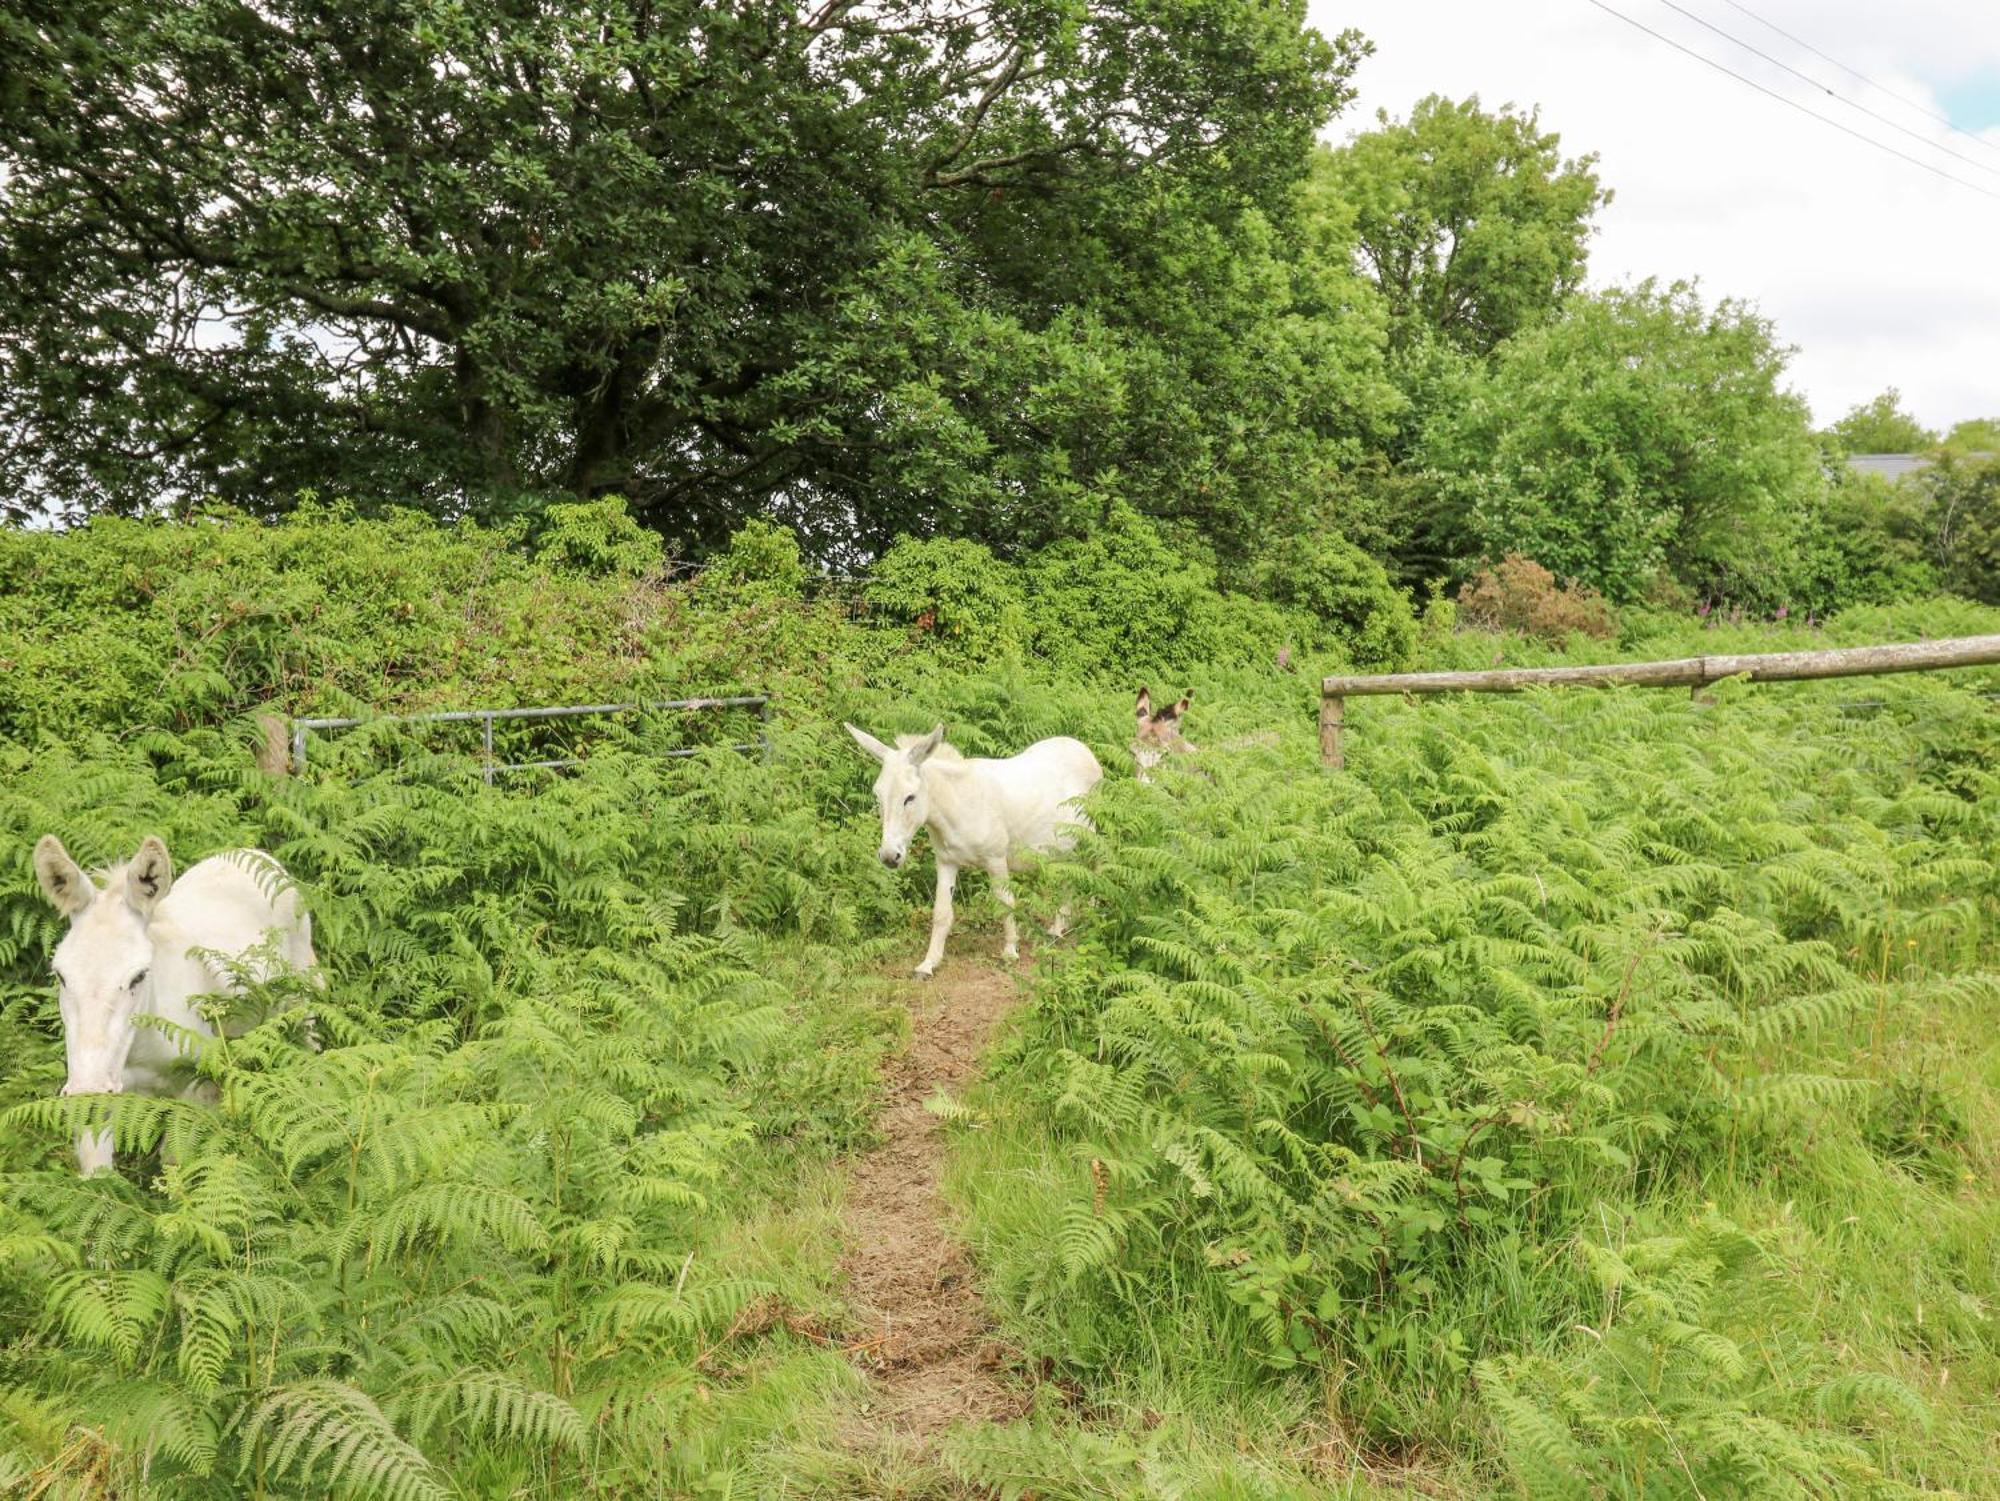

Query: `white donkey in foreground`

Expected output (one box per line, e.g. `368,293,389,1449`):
846,723,1102,977
35,834,318,1174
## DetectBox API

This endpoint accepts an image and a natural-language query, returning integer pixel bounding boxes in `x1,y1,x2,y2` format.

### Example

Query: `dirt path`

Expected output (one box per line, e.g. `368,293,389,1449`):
838,955,1028,1438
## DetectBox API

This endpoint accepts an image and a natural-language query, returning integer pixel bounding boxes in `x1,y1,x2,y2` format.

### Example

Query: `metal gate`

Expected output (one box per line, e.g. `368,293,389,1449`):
289,694,771,783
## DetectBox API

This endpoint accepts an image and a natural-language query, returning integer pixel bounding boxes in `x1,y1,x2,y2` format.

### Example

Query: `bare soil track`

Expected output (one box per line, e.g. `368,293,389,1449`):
839,955,1028,1439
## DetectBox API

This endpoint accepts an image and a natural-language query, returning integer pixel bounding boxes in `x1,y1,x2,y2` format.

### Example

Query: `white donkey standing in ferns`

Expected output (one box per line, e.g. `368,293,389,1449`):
846,723,1101,977
34,834,318,1174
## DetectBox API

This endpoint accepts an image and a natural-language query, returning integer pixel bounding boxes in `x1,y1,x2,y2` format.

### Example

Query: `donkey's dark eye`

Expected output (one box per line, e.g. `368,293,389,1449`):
129,969,148,989
903,794,916,806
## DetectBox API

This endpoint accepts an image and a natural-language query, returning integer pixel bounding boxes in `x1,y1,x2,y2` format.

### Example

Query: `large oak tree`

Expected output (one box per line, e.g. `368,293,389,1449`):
0,0,1369,558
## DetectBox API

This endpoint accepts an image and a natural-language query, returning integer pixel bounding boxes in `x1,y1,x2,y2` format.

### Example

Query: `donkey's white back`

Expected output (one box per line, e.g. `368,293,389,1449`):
973,736,1102,857
155,851,317,984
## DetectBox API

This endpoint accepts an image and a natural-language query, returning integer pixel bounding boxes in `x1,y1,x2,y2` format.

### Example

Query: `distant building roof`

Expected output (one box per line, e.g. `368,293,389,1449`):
1845,453,1931,481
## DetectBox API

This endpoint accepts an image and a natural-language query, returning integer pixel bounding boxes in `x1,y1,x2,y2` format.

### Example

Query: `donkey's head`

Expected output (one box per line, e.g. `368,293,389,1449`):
1133,687,1194,779
845,723,947,868
35,835,173,1102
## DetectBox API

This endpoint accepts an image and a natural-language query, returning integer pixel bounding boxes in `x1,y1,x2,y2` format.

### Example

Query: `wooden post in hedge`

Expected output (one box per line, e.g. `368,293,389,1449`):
254,712,291,777
1319,634,2000,766
1319,694,1345,770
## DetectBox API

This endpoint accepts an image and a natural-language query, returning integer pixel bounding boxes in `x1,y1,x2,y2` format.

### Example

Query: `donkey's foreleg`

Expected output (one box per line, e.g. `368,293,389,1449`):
915,862,959,979
75,1125,114,1176
985,859,1020,962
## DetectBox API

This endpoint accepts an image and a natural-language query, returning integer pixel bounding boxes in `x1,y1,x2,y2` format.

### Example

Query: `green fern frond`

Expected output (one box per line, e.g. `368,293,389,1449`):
244,1379,448,1501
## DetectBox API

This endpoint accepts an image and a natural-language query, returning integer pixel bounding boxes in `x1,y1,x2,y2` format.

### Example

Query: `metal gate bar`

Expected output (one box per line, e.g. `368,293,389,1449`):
290,695,772,783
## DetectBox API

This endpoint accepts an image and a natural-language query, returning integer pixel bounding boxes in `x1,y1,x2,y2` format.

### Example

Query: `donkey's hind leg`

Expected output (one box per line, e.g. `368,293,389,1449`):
985,859,1020,962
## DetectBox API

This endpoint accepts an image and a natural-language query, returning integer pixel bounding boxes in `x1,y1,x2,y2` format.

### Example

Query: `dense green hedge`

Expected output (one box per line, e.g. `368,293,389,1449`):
0,502,1415,749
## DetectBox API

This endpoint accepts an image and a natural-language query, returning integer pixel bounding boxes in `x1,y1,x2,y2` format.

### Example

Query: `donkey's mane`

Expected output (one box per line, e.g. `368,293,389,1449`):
894,733,965,764
86,864,133,899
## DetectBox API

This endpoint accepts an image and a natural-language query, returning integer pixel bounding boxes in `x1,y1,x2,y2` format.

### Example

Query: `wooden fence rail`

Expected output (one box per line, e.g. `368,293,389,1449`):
1318,634,2000,767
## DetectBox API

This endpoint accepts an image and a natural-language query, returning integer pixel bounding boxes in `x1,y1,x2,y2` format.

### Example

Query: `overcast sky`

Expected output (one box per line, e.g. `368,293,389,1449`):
1310,0,2000,435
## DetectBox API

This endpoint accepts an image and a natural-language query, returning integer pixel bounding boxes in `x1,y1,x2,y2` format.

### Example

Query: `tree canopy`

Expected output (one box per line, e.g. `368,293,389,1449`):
1827,390,1937,454
1419,280,1823,605
1943,416,2000,455
0,6,1970,616
1324,94,1608,357
0,0,1363,558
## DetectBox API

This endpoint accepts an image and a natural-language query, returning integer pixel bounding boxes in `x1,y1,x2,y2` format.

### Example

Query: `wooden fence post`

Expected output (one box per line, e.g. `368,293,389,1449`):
1319,694,1345,769
253,712,291,777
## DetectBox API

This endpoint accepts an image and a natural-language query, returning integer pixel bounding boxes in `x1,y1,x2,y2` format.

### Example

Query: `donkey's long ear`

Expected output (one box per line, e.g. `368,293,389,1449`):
1169,690,1192,720
1134,687,1152,721
125,836,174,917
34,836,92,917
909,723,946,766
844,723,891,762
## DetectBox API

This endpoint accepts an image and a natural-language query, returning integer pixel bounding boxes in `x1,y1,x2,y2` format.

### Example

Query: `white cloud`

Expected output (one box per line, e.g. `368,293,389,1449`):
1311,0,2000,432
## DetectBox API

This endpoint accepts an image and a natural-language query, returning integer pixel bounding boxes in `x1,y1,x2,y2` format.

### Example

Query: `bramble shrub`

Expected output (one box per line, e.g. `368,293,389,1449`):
0,505,1409,760
693,516,809,603
1022,502,1305,677
0,504,679,741
529,496,666,578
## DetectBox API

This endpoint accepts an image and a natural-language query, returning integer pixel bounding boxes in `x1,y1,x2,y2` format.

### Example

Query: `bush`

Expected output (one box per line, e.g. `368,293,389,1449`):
863,534,1027,661
1922,452,2000,605
696,517,808,602
1248,530,1416,670
1021,502,1299,677
0,505,682,742
1789,470,1937,615
530,495,665,578
1456,554,1617,641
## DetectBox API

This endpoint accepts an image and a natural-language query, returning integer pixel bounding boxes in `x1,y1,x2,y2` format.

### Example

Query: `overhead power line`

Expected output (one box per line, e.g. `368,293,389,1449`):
1654,0,2000,180
1581,0,2000,204
1715,0,2000,164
